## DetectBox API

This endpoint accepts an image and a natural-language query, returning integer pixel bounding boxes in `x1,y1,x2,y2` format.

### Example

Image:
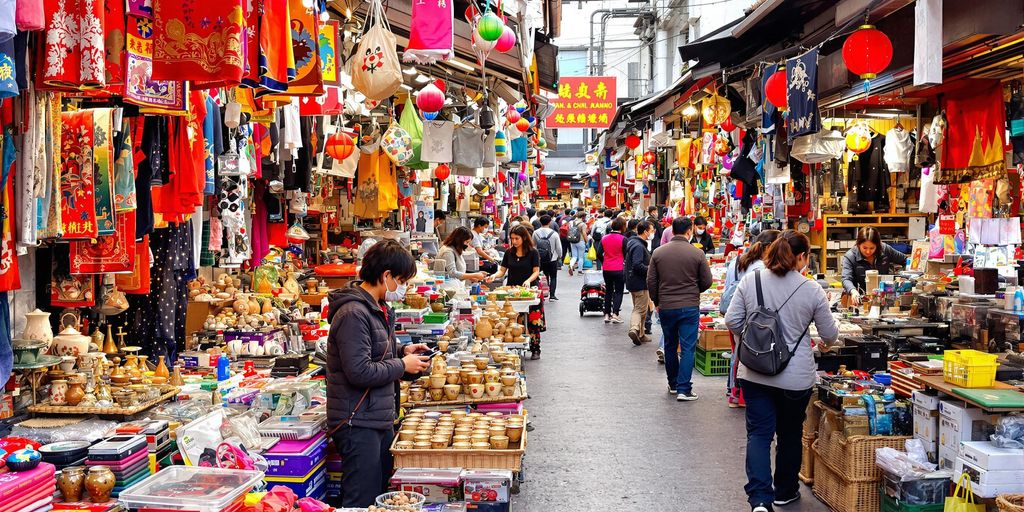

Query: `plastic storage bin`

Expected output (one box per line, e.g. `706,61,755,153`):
258,416,325,440
942,350,999,388
118,466,263,512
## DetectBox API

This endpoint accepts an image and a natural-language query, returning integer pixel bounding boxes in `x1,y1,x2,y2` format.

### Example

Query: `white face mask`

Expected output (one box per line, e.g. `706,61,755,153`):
695,229,705,235
384,274,407,302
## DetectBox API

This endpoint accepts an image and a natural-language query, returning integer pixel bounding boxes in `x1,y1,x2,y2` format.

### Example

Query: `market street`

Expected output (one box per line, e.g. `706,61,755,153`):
512,270,830,511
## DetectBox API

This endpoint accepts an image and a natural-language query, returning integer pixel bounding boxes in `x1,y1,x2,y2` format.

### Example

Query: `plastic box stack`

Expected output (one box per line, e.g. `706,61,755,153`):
260,416,328,500
86,436,152,499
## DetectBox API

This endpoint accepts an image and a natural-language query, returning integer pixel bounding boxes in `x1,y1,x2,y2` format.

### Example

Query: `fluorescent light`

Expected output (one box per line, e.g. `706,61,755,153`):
449,59,475,72
403,67,417,75
414,74,430,83
400,84,413,91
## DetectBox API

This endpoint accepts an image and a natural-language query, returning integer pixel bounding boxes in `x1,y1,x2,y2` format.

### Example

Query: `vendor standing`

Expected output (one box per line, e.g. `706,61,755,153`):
486,224,546,360
840,227,907,301
326,240,431,507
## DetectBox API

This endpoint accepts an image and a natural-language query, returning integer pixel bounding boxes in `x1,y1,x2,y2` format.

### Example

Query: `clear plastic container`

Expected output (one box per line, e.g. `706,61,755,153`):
258,415,325,440
118,466,263,511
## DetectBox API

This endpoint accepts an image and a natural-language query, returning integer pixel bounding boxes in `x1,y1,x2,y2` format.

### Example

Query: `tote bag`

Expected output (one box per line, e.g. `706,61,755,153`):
351,0,402,101
399,97,426,169
453,123,487,170
421,120,454,163
382,123,414,166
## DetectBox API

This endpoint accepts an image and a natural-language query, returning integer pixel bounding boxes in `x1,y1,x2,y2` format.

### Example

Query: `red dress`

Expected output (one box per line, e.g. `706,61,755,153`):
150,0,244,88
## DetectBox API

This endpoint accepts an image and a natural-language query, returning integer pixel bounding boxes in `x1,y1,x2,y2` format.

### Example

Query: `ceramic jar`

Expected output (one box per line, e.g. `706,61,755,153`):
57,466,85,501
52,327,91,358
65,374,86,406
22,309,53,352
84,466,115,502
475,316,493,339
49,379,68,405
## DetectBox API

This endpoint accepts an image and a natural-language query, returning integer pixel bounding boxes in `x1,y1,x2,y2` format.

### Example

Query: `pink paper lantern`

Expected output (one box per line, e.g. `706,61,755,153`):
416,83,445,115
496,26,517,53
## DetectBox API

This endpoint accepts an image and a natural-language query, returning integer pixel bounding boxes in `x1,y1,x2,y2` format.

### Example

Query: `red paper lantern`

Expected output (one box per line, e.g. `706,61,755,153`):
764,68,788,110
325,131,354,161
625,134,641,150
720,116,736,132
515,118,530,132
506,109,521,124
415,83,445,114
643,151,656,165
842,25,893,80
434,163,451,181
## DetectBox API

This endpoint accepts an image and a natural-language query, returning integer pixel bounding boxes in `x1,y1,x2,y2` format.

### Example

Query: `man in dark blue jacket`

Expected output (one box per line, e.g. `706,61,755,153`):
624,221,655,345
327,240,431,507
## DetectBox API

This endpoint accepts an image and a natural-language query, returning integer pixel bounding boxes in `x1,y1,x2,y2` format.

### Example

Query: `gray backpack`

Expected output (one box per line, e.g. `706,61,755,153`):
737,271,810,376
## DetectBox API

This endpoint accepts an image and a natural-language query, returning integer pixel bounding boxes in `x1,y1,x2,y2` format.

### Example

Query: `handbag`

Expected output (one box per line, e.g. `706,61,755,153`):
453,123,487,170
791,130,844,164
944,474,985,512
382,123,414,166
421,120,454,163
350,0,403,101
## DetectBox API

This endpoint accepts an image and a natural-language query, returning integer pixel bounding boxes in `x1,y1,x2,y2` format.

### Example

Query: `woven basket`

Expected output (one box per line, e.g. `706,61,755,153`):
997,494,1024,512
816,431,911,481
812,446,880,512
799,435,815,484
802,400,822,439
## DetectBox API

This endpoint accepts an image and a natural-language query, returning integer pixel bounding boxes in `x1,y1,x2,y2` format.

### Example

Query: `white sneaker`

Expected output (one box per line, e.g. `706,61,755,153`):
676,392,699,402
604,314,611,323
667,385,677,394
610,315,623,324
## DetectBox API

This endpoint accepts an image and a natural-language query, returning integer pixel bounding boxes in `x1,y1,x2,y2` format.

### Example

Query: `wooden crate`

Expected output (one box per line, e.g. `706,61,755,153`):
812,446,881,512
815,431,910,481
391,427,526,472
799,434,815,484
698,329,732,351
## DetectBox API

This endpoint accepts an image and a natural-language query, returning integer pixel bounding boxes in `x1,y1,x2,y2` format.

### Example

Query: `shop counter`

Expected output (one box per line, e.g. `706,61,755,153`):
916,374,1024,413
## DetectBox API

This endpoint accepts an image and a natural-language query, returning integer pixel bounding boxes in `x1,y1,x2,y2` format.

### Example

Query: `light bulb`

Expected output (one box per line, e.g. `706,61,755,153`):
320,11,329,22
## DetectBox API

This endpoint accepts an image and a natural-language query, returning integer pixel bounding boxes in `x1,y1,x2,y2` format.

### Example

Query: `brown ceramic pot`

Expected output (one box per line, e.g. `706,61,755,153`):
85,466,115,502
57,466,85,502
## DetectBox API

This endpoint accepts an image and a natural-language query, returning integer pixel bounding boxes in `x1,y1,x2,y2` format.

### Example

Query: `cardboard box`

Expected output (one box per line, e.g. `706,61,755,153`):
938,444,956,470
937,400,998,455
390,468,463,505
463,470,512,504
913,404,938,443
912,390,941,411
699,329,732,351
953,457,1024,497
959,441,1024,471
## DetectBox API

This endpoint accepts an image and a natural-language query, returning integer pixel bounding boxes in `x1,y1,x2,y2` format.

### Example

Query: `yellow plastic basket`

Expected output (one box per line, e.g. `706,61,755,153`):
942,350,998,388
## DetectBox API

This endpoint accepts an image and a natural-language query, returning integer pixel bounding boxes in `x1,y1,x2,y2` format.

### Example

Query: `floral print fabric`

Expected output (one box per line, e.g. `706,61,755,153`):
59,110,98,239
41,0,105,89
150,0,244,88
124,15,187,114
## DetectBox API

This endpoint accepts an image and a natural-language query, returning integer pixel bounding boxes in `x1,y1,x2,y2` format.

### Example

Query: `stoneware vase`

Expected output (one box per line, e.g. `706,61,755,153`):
57,466,86,502
85,466,115,502
21,309,53,352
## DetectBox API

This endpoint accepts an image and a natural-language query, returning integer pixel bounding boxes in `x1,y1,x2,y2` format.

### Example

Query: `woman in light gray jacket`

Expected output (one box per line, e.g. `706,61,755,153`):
725,230,838,512
436,227,488,282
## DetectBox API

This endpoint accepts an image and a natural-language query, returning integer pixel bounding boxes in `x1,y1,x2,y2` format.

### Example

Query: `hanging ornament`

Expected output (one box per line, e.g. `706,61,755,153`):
722,152,735,171
701,92,731,126
325,130,355,161
764,68,788,110
526,116,536,127
536,137,547,150
514,100,528,114
720,116,736,132
465,4,481,22
845,124,872,155
471,32,498,54
625,134,641,150
842,25,893,80
506,109,521,124
434,163,451,181
416,82,445,120
515,117,530,132
496,26,517,53
477,13,505,42
714,135,730,156
518,170,528,181
643,151,656,165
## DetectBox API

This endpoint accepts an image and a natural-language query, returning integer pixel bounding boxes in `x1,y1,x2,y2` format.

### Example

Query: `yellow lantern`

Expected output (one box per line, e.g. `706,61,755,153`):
845,124,872,154
701,93,731,126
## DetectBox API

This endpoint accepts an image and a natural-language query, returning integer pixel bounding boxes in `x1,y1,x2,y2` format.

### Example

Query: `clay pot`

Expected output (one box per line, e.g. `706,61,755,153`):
52,327,90,358
505,424,524,443
443,384,461,400
500,374,517,387
154,356,170,379
437,339,450,352
49,379,68,405
22,309,54,353
485,382,502,397
85,466,115,502
490,435,510,450
409,387,426,402
57,466,86,502
428,388,444,401
468,383,485,399
428,374,446,389
65,378,85,407
484,369,500,383
466,371,484,385
445,369,461,385
475,316,493,339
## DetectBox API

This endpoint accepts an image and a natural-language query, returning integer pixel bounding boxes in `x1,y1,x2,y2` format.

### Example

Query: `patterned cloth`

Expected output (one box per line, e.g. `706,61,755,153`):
150,0,244,88
59,110,98,239
255,0,294,93
124,15,187,114
262,0,321,98
92,108,115,235
41,0,105,89
786,48,820,141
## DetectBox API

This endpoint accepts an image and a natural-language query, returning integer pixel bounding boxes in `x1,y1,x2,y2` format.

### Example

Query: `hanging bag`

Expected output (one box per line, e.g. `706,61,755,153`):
737,271,810,376
421,120,454,163
399,97,426,169
944,474,985,512
382,122,414,166
351,0,403,101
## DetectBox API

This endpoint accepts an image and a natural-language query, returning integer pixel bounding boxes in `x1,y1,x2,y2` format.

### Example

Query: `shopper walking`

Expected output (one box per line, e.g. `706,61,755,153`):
566,211,589,275
327,240,431,507
648,217,712,401
724,230,838,512
590,209,613,270
487,225,546,359
533,215,563,301
596,217,627,324
625,221,654,345
689,216,716,255
719,230,781,407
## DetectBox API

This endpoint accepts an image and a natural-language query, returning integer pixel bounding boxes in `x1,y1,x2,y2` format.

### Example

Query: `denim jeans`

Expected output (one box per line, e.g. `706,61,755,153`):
602,271,624,315
570,241,587,272
739,379,813,506
659,306,700,393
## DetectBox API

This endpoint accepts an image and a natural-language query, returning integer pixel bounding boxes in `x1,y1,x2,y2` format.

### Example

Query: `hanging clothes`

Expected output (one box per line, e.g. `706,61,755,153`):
131,222,191,362
70,210,135,273
103,0,126,93
850,135,890,211
40,0,105,89
884,127,913,172
150,0,244,88
403,0,453,64
113,117,136,211
262,0,322,98
786,48,820,140
353,149,397,218
937,80,1007,184
0,127,19,291
37,91,61,239
255,0,294,93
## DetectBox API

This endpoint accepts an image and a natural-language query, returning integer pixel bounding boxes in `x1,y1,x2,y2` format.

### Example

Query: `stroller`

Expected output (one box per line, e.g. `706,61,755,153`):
579,270,606,317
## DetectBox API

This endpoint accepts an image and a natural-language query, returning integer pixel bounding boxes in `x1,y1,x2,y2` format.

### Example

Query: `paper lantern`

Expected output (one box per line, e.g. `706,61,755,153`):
515,118,529,132
506,109,521,124
496,26,517,53
845,124,872,154
764,68,788,110
842,25,893,80
434,163,451,180
415,82,445,119
643,151,656,165
471,33,498,54
701,93,731,126
536,137,547,149
477,13,505,42
325,131,355,161
514,100,528,114
721,116,736,132
625,134,641,149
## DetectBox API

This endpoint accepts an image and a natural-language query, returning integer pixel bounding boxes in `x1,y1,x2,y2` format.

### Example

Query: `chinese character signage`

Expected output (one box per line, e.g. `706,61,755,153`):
547,77,616,129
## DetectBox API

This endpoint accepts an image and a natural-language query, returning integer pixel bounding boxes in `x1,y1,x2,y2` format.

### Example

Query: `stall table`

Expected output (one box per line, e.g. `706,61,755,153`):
916,374,1024,413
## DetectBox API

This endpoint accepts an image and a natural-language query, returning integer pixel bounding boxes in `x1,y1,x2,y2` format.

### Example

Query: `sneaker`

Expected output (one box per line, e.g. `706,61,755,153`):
676,392,699,402
656,348,665,363
773,493,800,506
628,330,642,346
610,315,623,324
549,296,559,301
752,504,773,512
641,335,653,343
604,314,611,323
667,385,677,394
530,351,540,360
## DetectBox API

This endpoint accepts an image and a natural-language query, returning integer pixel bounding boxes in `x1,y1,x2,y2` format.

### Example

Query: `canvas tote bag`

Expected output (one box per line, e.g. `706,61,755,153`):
351,0,403,101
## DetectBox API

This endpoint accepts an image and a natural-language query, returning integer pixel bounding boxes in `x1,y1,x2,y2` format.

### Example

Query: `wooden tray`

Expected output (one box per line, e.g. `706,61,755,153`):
390,422,527,471
28,387,179,416
404,381,526,408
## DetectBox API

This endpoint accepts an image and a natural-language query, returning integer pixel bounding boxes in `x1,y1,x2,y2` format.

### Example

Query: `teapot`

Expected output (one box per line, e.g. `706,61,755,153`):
21,309,54,352
51,326,91,358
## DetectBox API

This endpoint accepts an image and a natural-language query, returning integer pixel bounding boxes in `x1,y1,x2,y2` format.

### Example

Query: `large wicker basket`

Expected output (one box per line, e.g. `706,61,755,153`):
798,434,815,484
812,446,880,512
997,494,1024,512
391,426,526,472
815,430,911,481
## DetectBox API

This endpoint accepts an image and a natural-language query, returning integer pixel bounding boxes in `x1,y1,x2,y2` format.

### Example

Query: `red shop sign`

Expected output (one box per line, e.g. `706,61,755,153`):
546,76,617,129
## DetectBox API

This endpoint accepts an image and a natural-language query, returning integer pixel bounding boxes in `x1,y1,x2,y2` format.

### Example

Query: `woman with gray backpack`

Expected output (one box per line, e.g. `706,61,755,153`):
724,230,838,512
718,229,780,408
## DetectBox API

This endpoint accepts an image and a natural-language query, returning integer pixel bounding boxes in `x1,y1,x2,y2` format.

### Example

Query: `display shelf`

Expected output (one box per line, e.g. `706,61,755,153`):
812,212,927,274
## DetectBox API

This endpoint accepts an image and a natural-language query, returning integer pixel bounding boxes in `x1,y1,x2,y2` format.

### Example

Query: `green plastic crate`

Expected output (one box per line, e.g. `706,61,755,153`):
879,487,943,512
695,347,729,376
422,312,449,324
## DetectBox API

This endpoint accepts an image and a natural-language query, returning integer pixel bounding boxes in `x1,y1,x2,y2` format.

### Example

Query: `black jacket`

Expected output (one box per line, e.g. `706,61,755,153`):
326,282,407,431
624,236,651,292
689,231,715,254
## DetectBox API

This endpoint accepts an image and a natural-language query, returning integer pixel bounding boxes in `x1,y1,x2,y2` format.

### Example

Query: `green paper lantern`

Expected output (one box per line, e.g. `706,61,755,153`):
477,13,505,42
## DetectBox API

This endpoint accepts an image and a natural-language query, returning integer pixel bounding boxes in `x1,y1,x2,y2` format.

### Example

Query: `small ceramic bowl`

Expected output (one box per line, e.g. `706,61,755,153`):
6,449,41,471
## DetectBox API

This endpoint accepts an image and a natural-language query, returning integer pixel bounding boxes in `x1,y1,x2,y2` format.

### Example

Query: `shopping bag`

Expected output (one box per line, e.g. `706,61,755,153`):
587,245,596,261
563,253,571,265
944,474,985,512
381,123,414,166
399,97,426,169
350,0,402,101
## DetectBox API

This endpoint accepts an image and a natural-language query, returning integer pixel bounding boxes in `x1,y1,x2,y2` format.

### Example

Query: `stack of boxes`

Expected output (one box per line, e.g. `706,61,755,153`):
911,391,940,462
85,435,152,500
262,433,328,500
936,400,998,470
115,420,172,474
387,469,514,512
955,440,1024,497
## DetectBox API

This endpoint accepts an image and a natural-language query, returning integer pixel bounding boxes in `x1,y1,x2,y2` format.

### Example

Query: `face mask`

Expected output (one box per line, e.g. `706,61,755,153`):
695,229,705,235
384,274,407,302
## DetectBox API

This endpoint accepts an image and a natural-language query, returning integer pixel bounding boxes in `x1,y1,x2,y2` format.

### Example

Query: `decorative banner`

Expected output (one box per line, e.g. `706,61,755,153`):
298,87,342,116
546,76,616,129
92,108,116,235
124,15,187,114
319,20,340,86
786,48,820,140
70,210,136,273
60,110,99,239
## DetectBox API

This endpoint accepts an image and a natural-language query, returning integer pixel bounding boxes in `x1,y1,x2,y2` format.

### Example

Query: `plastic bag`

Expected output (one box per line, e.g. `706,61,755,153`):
991,414,1024,448
399,97,426,169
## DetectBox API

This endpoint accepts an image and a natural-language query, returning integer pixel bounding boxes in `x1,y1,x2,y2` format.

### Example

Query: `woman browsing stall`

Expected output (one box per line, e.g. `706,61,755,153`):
840,227,907,301
487,224,546,359
435,226,488,282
